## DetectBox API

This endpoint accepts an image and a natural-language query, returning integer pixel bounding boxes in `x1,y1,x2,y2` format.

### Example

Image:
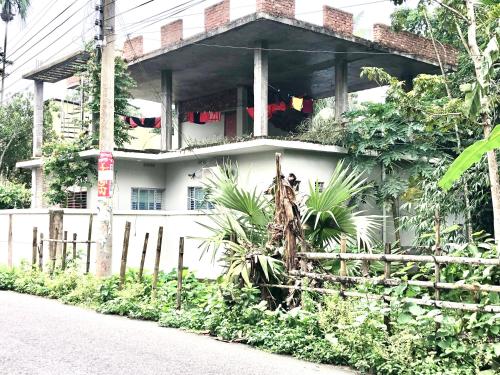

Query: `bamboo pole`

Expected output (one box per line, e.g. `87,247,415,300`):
38,233,44,271
62,231,68,270
72,233,77,260
297,252,500,266
259,284,500,313
32,227,38,269
434,209,442,301
7,214,12,268
339,236,347,277
176,237,184,310
41,239,95,244
50,227,59,274
119,221,131,289
86,213,93,274
138,232,149,281
289,270,500,293
151,227,163,299
383,243,391,332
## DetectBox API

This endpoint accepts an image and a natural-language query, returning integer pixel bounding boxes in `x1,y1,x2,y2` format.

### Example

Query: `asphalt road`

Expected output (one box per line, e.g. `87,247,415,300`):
0,291,355,375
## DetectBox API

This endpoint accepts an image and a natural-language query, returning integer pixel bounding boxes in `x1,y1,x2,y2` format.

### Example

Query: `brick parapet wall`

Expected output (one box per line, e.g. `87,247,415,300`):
373,23,458,66
123,36,144,62
256,0,295,18
205,0,230,31
323,6,353,35
161,19,183,47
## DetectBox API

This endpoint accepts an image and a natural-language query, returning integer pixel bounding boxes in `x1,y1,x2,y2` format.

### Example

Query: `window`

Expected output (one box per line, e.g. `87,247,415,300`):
187,187,214,210
131,188,164,210
315,181,325,192
65,191,87,209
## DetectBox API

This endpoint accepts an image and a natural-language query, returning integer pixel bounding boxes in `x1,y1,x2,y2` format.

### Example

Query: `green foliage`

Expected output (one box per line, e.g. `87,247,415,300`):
440,123,500,190
42,137,96,205
0,181,30,208
0,264,498,374
83,46,136,147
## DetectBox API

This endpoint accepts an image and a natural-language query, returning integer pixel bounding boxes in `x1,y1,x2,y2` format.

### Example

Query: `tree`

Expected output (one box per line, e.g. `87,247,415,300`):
0,0,30,104
393,0,500,243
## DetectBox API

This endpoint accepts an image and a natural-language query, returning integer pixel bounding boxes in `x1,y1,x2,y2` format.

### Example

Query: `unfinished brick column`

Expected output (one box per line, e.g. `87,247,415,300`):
256,0,295,18
161,19,183,47
122,36,144,61
323,6,353,35
205,0,230,31
373,23,458,66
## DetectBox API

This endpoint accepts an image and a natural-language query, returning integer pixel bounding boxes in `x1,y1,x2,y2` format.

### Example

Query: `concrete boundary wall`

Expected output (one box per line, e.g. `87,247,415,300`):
0,209,222,279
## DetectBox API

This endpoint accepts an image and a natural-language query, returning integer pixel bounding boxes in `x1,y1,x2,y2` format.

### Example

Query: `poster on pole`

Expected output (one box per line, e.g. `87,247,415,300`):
97,151,114,198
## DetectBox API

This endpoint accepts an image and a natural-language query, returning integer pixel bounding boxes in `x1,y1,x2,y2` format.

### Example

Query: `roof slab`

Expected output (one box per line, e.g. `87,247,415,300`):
22,50,90,83
128,13,446,103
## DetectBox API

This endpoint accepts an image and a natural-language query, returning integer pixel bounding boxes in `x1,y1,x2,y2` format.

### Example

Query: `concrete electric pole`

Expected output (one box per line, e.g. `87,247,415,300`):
95,0,115,277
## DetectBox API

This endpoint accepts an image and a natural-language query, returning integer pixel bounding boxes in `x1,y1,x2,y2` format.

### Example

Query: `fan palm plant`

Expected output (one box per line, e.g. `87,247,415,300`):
199,161,379,286
0,0,30,104
303,161,379,251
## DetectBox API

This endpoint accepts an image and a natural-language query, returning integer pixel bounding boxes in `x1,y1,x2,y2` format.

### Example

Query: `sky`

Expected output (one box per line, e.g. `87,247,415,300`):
1,0,418,111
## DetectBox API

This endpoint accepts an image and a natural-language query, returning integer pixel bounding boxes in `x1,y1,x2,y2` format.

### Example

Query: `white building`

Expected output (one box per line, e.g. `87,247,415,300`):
2,0,457,276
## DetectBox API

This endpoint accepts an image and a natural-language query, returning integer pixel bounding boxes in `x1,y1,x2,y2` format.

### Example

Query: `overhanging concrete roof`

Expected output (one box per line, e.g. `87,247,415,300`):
16,139,348,169
22,50,90,83
129,13,447,103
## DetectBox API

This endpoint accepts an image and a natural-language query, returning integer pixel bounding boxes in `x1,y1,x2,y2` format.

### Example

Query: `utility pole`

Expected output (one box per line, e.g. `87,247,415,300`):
95,0,115,277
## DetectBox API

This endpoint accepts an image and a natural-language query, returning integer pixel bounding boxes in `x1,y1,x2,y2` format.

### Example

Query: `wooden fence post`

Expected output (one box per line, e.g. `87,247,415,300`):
176,237,185,310
138,232,149,281
151,226,163,299
32,227,38,269
86,213,93,274
62,231,68,270
434,209,442,301
50,227,59,274
48,209,64,264
339,235,347,277
383,242,392,333
72,233,77,260
119,221,131,289
38,233,44,271
7,214,12,268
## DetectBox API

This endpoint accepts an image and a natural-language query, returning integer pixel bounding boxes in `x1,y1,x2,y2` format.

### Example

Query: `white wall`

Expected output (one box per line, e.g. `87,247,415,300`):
0,209,223,279
180,118,225,148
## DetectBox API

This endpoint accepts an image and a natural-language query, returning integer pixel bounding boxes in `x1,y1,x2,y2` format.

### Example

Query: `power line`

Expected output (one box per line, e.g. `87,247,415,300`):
9,0,89,60
7,0,59,50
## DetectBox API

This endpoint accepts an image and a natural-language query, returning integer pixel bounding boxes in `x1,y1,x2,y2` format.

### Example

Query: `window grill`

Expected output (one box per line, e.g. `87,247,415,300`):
65,191,87,209
187,187,214,210
131,188,164,210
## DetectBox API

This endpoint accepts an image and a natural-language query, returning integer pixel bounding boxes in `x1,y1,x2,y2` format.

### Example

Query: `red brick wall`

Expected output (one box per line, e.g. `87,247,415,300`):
323,6,353,35
123,36,144,61
205,0,230,31
373,24,458,66
161,19,183,48
256,0,295,18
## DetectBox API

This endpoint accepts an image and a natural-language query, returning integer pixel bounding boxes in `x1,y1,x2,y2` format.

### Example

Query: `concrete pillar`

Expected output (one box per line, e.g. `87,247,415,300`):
33,80,44,157
160,70,173,151
236,85,248,136
253,41,268,136
175,102,183,149
334,58,348,122
32,80,44,209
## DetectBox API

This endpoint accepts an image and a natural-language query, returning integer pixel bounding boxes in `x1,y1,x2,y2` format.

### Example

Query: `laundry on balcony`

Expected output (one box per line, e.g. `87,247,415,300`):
123,116,161,128
246,101,287,119
291,96,313,113
186,111,222,124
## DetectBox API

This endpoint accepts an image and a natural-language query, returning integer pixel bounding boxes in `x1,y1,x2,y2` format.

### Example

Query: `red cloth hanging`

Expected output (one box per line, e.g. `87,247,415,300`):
246,101,286,120
302,99,313,114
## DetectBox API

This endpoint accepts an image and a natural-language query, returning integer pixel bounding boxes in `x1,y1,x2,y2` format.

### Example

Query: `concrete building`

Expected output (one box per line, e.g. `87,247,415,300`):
3,0,457,276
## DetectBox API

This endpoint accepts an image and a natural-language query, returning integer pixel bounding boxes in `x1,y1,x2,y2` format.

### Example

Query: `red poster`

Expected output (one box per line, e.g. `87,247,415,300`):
97,152,114,198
